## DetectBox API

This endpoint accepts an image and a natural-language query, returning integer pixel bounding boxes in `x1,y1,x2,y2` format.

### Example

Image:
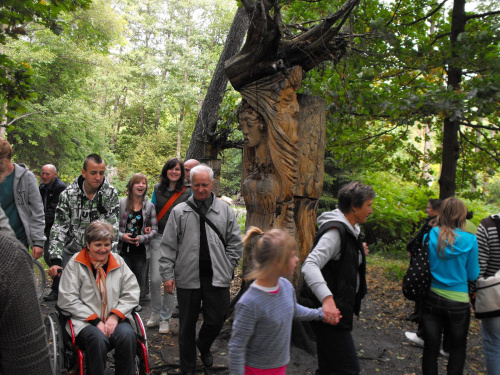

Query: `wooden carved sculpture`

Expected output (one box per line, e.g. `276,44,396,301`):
225,0,358,286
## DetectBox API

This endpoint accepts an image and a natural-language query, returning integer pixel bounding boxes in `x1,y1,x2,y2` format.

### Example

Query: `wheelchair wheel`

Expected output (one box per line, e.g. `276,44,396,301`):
45,312,65,374
33,259,46,300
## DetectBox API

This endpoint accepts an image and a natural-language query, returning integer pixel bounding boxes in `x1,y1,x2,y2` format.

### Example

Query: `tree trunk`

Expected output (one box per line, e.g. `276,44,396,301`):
186,6,249,160
439,0,465,199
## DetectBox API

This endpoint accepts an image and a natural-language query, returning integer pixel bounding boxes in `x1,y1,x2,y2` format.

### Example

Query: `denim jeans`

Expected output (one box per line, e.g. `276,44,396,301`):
76,321,136,375
481,316,500,375
421,291,470,375
177,278,230,372
149,236,175,321
311,321,360,375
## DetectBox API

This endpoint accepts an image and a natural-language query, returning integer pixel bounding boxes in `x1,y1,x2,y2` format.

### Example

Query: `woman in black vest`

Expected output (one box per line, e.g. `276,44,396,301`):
147,158,191,334
302,182,375,375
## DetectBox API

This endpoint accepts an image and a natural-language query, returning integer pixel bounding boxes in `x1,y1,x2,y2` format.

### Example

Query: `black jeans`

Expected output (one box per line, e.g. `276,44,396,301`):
421,291,470,375
120,251,146,288
312,321,360,375
177,277,230,372
76,321,136,375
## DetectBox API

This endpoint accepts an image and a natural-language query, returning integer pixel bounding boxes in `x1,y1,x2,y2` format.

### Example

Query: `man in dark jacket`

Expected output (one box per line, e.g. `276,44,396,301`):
39,164,66,301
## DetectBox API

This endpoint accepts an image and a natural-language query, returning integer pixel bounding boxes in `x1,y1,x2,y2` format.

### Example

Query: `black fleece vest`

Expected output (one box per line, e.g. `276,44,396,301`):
311,220,367,331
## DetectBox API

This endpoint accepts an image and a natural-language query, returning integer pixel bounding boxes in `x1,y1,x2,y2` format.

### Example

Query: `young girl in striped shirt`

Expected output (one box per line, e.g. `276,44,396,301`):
228,227,335,375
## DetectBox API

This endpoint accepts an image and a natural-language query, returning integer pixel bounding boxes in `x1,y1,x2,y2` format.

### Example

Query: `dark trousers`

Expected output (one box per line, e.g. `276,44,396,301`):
421,291,470,375
76,321,136,375
120,251,147,295
177,277,230,372
312,321,360,375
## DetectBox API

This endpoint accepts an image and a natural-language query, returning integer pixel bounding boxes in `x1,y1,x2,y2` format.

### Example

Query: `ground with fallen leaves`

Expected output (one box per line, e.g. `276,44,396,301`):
41,263,487,374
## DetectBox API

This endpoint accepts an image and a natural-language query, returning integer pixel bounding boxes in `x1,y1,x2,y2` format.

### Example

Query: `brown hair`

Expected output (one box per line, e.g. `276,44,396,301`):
434,197,467,258
243,227,296,281
84,220,115,246
0,138,13,160
125,173,148,212
337,181,375,214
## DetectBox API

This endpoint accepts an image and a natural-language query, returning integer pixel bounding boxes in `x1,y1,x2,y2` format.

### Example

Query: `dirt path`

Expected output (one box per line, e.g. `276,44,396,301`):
40,264,487,374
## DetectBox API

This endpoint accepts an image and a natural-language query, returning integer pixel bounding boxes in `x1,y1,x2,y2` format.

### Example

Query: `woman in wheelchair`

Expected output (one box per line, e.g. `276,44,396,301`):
58,220,140,375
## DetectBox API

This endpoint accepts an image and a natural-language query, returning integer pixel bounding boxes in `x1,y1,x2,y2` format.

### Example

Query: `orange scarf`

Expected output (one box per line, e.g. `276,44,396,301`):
89,252,109,322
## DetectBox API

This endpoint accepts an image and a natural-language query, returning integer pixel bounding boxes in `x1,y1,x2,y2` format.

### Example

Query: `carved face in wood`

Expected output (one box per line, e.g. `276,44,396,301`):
239,109,266,148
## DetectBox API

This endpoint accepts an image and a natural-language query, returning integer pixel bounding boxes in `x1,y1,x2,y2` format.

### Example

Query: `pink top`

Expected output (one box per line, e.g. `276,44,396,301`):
244,365,287,375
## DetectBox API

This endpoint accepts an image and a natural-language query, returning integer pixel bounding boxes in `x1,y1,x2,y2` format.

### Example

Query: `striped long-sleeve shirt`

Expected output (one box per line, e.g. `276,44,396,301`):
477,214,500,278
228,277,323,375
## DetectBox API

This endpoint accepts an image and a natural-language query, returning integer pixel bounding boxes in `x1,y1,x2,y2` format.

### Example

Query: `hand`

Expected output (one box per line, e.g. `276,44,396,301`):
323,308,342,325
104,315,119,337
97,321,106,335
123,233,140,246
164,279,175,295
144,227,151,234
48,265,63,278
322,295,341,325
363,242,369,256
32,246,43,259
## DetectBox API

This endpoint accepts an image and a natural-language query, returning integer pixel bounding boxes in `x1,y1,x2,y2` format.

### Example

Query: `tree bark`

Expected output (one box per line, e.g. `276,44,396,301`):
186,6,250,161
439,0,465,199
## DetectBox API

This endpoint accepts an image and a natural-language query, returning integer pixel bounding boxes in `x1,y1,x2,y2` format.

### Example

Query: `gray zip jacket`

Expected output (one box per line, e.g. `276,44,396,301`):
159,194,243,288
13,164,46,247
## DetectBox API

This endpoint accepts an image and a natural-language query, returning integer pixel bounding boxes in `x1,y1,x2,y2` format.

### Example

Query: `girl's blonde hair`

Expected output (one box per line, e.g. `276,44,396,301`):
435,197,467,258
243,226,296,281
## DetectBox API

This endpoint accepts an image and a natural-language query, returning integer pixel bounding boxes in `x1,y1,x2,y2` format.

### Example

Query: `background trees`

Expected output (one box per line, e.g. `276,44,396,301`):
1,0,498,250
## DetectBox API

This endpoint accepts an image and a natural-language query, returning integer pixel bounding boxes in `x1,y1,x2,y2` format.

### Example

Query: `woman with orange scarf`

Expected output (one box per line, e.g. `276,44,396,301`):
58,220,140,375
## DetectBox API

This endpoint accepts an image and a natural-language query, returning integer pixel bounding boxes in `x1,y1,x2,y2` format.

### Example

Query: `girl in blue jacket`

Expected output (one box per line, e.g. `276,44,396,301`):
421,197,479,375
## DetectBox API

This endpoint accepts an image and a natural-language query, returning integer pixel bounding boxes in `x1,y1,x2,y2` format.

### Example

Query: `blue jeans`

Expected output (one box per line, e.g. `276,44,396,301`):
177,278,230,372
481,316,500,375
311,321,360,375
421,291,470,375
76,321,136,375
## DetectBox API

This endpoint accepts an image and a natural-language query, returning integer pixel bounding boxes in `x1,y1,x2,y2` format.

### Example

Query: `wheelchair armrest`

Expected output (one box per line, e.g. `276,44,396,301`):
55,305,72,318
133,305,143,313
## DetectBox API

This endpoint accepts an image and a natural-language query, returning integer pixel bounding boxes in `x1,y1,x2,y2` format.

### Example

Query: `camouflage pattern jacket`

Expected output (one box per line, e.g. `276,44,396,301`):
48,175,119,265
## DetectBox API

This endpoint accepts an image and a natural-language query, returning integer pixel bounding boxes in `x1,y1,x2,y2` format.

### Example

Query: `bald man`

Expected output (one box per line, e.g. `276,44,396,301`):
184,159,200,184
39,164,66,300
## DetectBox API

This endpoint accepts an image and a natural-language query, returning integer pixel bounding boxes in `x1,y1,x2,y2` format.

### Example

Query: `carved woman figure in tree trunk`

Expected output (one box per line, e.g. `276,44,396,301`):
238,66,302,234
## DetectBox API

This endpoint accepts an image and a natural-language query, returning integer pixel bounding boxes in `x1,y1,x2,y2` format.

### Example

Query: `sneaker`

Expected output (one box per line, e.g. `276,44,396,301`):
440,349,449,357
405,331,424,348
146,312,160,328
159,320,170,334
43,291,58,301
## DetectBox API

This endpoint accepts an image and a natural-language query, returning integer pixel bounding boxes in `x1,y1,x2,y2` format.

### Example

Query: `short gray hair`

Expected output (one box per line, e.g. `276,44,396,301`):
84,220,115,245
190,164,213,181
337,182,375,214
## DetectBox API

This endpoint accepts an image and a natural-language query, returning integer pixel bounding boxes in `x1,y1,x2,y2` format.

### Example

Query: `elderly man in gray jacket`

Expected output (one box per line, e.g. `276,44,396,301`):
159,164,242,375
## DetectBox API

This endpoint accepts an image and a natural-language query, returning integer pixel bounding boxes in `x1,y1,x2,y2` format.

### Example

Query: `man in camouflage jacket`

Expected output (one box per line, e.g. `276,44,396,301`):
46,154,119,300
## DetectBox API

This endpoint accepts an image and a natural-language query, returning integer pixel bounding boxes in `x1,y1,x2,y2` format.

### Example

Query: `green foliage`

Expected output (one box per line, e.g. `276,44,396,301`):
220,148,243,197
368,254,408,282
0,0,91,110
360,172,438,253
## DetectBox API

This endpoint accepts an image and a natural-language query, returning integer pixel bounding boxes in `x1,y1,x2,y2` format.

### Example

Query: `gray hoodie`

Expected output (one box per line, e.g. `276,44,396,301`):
12,164,46,248
302,209,361,303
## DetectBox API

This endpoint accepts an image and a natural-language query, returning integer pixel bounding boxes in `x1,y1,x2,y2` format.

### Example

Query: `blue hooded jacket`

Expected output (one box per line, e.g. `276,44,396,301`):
424,226,479,293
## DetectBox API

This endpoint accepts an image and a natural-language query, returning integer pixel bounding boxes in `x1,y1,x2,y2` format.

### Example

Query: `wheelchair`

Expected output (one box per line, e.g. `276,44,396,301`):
44,305,150,375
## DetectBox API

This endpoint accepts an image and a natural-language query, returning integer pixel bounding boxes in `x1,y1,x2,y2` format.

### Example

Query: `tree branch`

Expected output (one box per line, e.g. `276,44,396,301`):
7,112,39,125
401,0,448,26
430,32,451,46
385,0,404,27
466,10,500,21
459,130,500,163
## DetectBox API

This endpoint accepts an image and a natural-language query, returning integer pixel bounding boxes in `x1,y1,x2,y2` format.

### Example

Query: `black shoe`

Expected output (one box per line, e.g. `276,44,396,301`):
196,339,213,368
43,291,58,301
